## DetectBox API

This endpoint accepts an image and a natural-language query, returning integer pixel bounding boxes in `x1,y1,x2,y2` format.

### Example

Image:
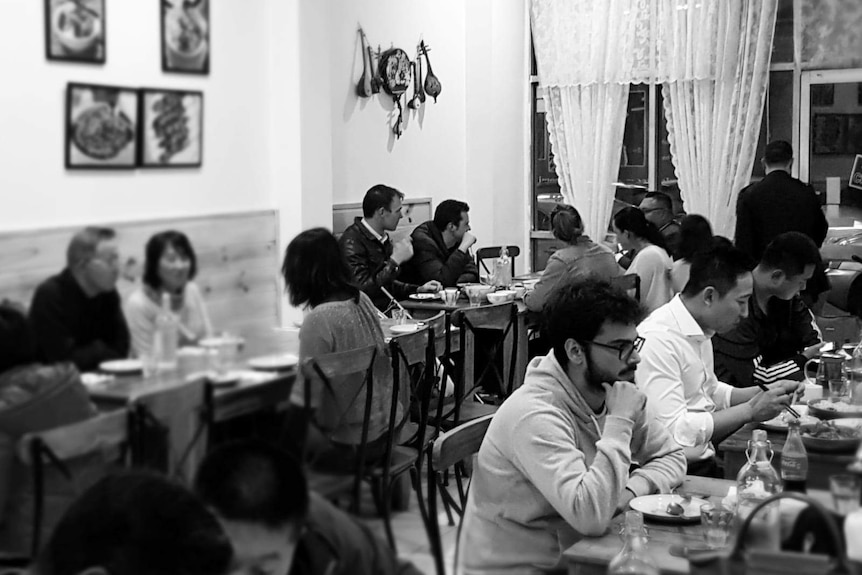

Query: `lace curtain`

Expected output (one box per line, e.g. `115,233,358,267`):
531,0,778,239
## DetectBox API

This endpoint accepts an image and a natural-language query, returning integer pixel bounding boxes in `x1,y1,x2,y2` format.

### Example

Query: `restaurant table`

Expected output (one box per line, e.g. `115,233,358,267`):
564,475,835,575
721,422,856,490
401,295,529,396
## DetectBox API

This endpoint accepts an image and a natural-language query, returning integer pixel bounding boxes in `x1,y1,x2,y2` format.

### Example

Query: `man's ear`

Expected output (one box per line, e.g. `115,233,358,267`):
564,338,584,364
770,269,786,284
702,286,717,306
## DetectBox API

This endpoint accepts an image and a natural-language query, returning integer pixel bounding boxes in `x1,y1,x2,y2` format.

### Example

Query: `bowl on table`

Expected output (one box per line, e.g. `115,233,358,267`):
487,290,516,304
463,284,494,305
800,418,862,452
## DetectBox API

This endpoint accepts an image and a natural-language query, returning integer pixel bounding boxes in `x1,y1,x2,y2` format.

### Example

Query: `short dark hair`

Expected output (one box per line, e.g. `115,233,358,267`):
759,232,821,277
682,243,754,298
282,227,359,307
763,140,793,165
676,214,714,261
143,230,198,290
0,303,36,373
362,184,404,218
433,199,470,231
643,191,673,212
550,204,584,243
543,278,644,368
36,471,232,575
66,226,116,268
194,440,309,530
613,206,667,250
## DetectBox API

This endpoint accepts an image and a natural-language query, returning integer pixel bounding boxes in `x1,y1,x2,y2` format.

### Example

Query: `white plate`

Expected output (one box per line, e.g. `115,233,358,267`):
207,371,243,387
99,359,143,374
390,324,420,334
629,494,710,523
759,408,818,432
248,354,299,371
199,336,245,349
408,293,438,300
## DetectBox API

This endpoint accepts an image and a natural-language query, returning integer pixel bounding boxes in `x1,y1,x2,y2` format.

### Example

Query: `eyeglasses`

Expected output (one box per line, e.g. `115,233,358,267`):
585,336,645,361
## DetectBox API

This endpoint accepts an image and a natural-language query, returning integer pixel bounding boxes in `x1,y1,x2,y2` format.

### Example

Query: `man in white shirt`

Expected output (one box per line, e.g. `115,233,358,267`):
636,244,801,476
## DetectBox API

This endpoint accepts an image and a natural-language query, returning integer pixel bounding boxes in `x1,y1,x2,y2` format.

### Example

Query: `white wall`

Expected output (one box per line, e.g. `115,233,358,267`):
0,0,298,232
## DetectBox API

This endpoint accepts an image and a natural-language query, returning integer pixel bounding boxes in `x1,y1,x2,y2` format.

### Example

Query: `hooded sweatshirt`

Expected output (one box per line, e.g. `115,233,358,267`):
458,352,686,574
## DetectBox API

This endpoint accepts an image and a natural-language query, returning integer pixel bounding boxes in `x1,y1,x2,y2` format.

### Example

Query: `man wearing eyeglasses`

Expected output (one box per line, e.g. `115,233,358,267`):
29,227,130,371
636,244,801,477
459,279,685,574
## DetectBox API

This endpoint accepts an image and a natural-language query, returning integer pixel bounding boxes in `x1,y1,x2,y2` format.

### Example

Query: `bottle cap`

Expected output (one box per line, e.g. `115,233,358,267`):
752,429,767,442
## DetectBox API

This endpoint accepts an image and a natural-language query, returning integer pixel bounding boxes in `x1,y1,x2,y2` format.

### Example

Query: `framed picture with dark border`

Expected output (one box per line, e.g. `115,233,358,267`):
161,0,210,74
65,83,138,169
138,88,204,168
45,0,106,63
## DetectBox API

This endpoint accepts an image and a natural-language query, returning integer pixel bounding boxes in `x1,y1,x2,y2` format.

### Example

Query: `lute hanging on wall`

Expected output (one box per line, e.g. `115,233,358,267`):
420,40,441,102
356,28,376,97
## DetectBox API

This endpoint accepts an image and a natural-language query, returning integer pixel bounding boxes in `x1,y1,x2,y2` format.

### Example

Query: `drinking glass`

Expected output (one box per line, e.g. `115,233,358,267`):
141,353,158,379
830,474,861,515
442,288,459,306
391,308,406,324
829,376,850,403
700,504,734,549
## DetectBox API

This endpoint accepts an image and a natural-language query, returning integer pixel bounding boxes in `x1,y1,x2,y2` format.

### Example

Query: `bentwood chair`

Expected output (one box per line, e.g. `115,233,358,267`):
476,246,521,278
426,413,495,575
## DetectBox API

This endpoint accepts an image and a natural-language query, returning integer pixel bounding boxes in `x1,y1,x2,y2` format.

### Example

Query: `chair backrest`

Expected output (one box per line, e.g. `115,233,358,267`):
129,378,208,483
430,413,494,473
611,273,641,301
14,409,130,556
476,246,521,276
452,302,518,402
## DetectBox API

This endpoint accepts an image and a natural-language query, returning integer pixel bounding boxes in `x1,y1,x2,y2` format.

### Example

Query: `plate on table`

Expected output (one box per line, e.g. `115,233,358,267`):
801,419,862,452
759,408,819,432
207,371,243,388
808,399,862,420
629,494,710,523
99,359,142,375
408,293,438,301
248,354,299,371
390,323,421,334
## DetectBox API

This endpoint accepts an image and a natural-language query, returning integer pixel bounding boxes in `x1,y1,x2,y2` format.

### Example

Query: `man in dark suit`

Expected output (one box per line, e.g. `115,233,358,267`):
734,140,829,304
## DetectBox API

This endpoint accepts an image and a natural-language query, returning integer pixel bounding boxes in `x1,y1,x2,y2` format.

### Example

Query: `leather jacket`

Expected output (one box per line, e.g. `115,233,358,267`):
338,220,417,310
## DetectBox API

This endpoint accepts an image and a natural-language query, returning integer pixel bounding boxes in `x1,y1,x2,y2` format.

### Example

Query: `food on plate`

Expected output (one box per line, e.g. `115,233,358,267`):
72,103,134,160
166,3,207,56
760,411,818,429
149,93,190,163
53,1,101,53
803,420,861,441
810,399,862,414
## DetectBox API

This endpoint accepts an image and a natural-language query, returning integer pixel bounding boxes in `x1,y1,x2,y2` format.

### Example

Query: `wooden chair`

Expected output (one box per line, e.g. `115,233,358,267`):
476,246,521,278
10,409,130,558
128,378,210,483
611,273,641,301
426,413,495,575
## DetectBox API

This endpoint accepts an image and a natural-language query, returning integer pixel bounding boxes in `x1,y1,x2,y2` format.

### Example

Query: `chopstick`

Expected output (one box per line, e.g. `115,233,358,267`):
756,382,801,419
380,287,414,320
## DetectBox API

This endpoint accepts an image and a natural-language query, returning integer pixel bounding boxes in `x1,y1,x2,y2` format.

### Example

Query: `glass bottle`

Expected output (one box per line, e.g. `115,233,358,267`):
850,331,862,404
736,429,781,550
153,292,178,370
781,420,809,493
608,511,659,575
494,246,512,289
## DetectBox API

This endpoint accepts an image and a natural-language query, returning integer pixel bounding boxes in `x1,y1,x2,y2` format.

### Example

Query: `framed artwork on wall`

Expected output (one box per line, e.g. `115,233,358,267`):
65,83,138,169
161,0,210,74
45,0,106,63
138,88,204,168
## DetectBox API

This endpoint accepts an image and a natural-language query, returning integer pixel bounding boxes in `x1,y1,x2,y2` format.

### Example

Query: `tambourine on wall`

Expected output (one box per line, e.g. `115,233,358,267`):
356,27,441,139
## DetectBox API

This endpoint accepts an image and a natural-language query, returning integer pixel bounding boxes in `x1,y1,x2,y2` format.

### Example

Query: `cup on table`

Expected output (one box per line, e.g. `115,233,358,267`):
829,377,850,402
391,308,407,324
442,288,459,306
141,353,159,379
830,474,861,515
700,503,734,549
200,333,243,376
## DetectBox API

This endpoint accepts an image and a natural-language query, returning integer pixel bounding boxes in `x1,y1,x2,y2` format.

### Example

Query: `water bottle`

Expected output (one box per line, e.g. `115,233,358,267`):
781,419,808,493
494,246,512,289
736,429,781,550
153,292,178,371
608,511,659,575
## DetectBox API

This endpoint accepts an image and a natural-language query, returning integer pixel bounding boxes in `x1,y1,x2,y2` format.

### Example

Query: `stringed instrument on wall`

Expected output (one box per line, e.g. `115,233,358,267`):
420,40,441,102
356,28,374,98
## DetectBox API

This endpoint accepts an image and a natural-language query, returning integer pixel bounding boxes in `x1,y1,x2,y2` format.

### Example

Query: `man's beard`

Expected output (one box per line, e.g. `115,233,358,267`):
584,354,636,390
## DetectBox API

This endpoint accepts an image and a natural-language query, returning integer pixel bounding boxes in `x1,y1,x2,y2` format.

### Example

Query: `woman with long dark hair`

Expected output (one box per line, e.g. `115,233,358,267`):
524,204,620,313
671,215,714,293
282,227,395,464
613,207,673,313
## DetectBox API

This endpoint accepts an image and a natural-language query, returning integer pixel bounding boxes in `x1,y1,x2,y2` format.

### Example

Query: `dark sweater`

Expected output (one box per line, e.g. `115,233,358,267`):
28,269,130,372
400,220,479,287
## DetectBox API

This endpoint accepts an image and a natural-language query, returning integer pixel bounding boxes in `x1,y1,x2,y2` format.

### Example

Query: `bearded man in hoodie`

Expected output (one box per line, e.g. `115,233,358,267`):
458,279,686,574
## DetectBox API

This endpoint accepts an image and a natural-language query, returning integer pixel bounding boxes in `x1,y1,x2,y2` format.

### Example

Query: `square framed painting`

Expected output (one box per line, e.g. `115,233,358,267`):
45,0,105,63
65,83,138,169
161,0,210,74
138,89,204,168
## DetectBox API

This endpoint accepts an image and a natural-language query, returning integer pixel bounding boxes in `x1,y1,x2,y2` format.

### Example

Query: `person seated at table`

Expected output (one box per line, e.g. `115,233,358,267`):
283,228,400,467
613,207,673,314
670,215,714,294
524,203,619,313
28,227,130,372
125,230,213,357
636,244,801,476
400,199,479,287
639,191,682,260
713,232,824,388
339,184,441,310
31,471,233,575
194,439,422,575
458,279,686,574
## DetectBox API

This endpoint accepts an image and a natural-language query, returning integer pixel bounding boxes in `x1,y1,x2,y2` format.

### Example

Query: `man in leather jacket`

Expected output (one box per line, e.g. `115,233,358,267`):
338,184,440,310
195,440,421,575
